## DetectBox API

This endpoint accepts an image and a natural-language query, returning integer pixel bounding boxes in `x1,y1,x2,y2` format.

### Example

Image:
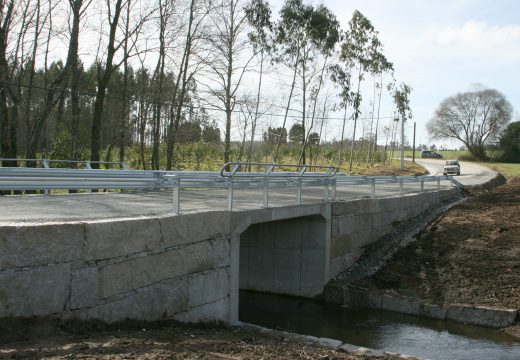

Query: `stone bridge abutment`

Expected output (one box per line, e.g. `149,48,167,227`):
0,188,458,325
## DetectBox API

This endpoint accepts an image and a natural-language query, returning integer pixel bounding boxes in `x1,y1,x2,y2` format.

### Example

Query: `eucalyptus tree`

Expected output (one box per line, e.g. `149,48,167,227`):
329,63,354,168
244,0,272,168
272,0,340,164
340,10,384,171
389,81,412,169
368,51,393,166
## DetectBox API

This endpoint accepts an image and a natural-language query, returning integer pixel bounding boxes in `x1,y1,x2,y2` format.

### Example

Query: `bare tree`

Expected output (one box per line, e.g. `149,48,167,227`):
166,0,211,170
0,0,17,166
202,0,252,168
90,0,149,168
68,0,92,161
427,86,512,160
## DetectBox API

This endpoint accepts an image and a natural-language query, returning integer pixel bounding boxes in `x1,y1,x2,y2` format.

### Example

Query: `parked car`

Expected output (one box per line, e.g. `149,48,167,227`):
421,150,443,159
443,160,460,176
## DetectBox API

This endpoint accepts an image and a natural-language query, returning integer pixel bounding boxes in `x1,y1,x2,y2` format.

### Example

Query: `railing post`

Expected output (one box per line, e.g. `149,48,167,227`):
324,181,329,202
400,177,404,196
437,177,441,191
228,178,234,211
331,179,336,201
421,178,425,192
172,177,180,215
263,176,269,208
370,178,376,198
296,178,302,205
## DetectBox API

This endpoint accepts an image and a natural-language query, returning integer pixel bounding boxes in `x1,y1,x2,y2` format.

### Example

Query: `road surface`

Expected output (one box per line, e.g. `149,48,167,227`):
415,159,497,186
0,161,496,223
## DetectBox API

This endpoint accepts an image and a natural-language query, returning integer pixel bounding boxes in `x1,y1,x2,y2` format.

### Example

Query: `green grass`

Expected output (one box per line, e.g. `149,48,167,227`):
482,162,520,180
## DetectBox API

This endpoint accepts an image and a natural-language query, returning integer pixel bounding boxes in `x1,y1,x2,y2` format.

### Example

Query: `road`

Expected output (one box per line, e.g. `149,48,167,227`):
0,161,496,223
415,159,497,186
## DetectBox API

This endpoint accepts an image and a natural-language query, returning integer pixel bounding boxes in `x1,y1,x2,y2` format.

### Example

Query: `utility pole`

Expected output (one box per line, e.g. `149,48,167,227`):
412,121,416,163
400,113,405,170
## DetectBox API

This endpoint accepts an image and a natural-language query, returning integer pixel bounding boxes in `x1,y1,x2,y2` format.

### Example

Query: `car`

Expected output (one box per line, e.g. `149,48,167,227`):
443,160,460,176
421,150,443,159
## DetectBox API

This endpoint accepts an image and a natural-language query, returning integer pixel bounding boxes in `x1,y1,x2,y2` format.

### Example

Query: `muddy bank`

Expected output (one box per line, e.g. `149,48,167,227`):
0,319,404,359
329,178,520,336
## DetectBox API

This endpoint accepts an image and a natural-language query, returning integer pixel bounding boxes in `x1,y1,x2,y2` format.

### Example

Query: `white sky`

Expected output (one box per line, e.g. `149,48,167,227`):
320,0,520,148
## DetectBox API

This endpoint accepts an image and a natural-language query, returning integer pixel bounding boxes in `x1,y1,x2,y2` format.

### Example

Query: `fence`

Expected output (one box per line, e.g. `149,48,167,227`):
0,159,459,214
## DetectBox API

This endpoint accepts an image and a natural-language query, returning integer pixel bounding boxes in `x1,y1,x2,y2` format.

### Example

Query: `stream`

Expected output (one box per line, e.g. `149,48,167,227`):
240,291,520,360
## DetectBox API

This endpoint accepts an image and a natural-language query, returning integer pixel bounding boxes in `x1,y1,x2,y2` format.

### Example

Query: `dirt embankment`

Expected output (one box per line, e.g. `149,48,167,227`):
357,178,520,309
350,178,520,336
0,320,399,360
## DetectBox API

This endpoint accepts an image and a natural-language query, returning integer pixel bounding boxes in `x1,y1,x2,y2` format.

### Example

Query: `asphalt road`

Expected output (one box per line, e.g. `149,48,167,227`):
415,158,497,186
0,161,496,224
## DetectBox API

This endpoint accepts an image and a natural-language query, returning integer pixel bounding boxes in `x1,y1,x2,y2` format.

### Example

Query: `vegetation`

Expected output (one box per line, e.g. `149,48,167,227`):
427,85,513,160
0,0,416,173
485,162,520,180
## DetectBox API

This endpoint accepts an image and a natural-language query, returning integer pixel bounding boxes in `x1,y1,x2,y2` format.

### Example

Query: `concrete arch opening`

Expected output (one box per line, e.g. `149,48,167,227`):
229,205,331,324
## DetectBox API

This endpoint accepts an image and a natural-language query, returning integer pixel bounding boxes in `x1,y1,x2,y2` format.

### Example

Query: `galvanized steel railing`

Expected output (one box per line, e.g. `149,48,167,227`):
0,159,458,214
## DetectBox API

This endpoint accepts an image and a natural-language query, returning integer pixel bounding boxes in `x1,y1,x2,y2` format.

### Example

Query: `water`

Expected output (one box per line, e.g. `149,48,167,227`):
240,291,520,360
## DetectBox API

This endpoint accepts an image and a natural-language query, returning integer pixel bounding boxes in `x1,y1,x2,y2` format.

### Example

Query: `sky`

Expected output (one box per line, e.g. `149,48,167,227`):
316,0,520,148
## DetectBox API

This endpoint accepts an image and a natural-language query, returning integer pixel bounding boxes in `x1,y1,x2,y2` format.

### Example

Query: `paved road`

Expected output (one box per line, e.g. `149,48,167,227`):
0,161,496,224
415,159,497,186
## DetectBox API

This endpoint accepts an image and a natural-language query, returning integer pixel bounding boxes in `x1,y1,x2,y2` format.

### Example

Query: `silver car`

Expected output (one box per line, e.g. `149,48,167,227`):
443,160,460,176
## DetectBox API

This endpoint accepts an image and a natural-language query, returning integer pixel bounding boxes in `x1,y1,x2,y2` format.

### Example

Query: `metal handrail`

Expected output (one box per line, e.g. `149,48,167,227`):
0,159,457,215
220,162,338,177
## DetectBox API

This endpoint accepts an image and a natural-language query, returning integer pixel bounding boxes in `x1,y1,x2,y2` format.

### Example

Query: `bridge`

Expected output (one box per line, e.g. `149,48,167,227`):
0,160,495,325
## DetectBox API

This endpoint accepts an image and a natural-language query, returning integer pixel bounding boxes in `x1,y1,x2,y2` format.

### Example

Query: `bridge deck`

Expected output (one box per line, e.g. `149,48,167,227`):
0,181,452,223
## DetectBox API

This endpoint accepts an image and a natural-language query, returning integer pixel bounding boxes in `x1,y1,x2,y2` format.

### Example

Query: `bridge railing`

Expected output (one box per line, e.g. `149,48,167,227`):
0,158,457,214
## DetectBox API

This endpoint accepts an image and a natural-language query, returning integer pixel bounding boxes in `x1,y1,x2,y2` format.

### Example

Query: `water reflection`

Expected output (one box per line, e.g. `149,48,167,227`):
239,291,520,360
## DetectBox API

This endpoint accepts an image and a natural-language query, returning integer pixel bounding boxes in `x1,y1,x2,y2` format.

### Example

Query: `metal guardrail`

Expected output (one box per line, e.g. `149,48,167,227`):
0,159,457,215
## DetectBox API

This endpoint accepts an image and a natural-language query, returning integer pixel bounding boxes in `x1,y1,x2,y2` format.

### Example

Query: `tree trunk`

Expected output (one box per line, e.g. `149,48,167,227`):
348,64,363,171
273,56,299,162
69,0,84,161
90,0,123,169
246,51,264,170
166,0,196,170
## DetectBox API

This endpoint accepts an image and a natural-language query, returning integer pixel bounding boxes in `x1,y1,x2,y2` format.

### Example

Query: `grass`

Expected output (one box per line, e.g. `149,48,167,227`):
482,162,520,180
343,159,427,176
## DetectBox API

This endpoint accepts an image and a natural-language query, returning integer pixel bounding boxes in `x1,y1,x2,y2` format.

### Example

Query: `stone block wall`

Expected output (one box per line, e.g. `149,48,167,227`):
0,211,231,323
329,189,459,279
0,188,459,325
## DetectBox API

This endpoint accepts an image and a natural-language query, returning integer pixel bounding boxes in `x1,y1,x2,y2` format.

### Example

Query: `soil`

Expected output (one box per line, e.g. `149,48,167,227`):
0,320,399,360
350,178,520,336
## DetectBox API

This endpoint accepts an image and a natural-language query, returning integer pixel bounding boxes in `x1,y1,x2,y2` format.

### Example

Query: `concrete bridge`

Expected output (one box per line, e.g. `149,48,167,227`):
0,160,494,325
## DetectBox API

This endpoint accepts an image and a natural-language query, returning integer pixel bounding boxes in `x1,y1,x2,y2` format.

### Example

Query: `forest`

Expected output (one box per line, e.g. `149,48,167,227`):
0,0,412,171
